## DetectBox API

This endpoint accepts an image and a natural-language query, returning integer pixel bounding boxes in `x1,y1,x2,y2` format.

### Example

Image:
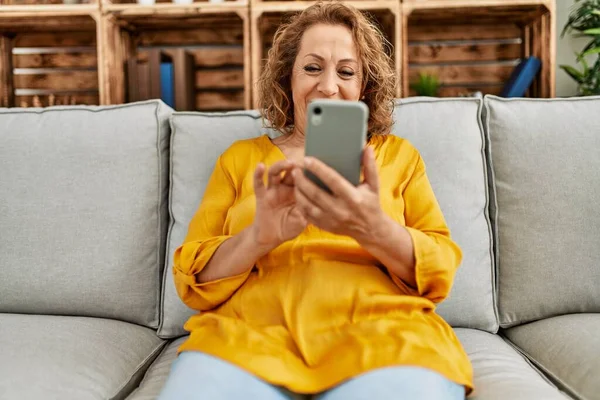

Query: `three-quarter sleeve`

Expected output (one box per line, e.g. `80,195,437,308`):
172,155,252,311
390,153,463,303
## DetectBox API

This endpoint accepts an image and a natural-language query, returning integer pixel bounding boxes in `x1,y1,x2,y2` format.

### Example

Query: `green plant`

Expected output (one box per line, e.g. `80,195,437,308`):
560,0,600,96
410,72,440,97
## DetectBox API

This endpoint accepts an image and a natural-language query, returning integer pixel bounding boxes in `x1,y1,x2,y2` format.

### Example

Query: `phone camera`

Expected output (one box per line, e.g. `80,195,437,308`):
314,107,322,115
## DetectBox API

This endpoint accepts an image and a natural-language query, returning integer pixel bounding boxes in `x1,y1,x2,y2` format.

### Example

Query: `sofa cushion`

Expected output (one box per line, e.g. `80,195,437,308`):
126,338,185,400
159,99,497,337
0,100,172,327
484,95,600,327
394,98,497,333
503,314,600,400
454,328,569,400
127,330,567,399
159,111,269,337
0,313,165,400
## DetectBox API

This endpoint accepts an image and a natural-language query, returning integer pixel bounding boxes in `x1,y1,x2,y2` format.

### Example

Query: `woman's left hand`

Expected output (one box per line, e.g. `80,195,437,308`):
292,146,385,244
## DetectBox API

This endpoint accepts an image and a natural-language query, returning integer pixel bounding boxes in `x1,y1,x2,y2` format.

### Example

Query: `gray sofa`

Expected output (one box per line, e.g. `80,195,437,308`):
0,95,598,400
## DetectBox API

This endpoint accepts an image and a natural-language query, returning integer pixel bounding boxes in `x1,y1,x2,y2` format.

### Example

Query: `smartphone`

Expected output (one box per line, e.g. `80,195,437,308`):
304,99,369,193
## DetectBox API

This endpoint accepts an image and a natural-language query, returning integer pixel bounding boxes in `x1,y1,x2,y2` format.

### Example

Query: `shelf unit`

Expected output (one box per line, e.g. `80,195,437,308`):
0,0,556,110
0,5,101,107
100,1,250,110
250,0,401,107
401,0,555,97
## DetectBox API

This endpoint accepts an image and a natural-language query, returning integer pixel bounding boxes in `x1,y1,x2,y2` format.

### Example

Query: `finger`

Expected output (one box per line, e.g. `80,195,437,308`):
304,157,360,203
268,160,293,188
293,168,338,212
294,182,325,223
281,169,295,186
362,146,380,192
253,163,266,198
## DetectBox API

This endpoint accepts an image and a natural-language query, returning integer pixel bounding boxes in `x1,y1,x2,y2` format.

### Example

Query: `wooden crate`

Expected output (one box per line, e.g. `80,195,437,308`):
100,3,250,110
0,0,98,6
250,1,401,107
102,0,242,5
0,8,101,107
401,0,555,97
250,0,394,5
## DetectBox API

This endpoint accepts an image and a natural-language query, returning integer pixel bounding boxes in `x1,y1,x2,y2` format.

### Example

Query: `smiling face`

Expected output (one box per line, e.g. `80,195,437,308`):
291,23,363,135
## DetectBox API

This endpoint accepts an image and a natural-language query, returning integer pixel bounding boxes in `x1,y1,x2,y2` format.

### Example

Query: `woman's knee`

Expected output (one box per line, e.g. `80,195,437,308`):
157,352,295,400
316,366,465,400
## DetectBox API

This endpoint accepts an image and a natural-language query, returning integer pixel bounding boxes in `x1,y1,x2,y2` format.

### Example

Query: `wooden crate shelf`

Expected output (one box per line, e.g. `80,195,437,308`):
0,0,98,7
250,1,401,107
102,1,246,12
0,0,556,110
0,7,101,107
251,0,394,5
102,0,243,7
100,4,250,110
401,0,555,97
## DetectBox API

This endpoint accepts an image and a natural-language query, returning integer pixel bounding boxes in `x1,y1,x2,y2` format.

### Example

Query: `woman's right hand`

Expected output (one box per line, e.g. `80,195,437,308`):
252,160,307,249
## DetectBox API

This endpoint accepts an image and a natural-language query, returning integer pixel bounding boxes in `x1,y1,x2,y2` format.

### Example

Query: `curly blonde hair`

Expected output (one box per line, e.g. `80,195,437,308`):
257,1,396,137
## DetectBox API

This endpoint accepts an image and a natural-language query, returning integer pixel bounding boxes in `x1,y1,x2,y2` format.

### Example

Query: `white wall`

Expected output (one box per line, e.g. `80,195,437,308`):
555,0,595,96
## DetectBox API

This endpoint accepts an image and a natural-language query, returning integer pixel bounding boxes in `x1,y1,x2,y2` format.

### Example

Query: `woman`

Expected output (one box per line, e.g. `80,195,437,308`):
159,2,473,399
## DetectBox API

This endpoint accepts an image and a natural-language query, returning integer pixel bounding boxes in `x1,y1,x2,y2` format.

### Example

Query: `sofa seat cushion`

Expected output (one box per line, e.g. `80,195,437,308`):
454,328,569,399
126,337,185,400
0,314,166,400
127,329,568,400
503,314,600,400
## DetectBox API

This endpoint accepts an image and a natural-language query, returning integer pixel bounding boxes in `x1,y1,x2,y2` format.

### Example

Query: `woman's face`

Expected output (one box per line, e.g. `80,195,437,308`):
291,23,362,134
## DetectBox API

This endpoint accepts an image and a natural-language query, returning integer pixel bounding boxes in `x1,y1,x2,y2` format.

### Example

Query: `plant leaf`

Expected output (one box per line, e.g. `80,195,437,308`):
583,28,600,35
581,46,600,58
560,65,585,83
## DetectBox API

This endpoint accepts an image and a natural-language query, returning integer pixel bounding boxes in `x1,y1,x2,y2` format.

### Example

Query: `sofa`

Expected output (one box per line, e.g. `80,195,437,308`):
0,95,598,400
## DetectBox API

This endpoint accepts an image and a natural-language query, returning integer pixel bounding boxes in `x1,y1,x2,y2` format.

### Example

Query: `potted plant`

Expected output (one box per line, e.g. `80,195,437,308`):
560,0,600,96
410,72,441,97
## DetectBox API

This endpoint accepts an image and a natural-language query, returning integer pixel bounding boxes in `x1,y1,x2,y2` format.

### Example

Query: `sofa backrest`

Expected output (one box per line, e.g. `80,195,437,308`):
0,100,171,328
484,95,600,328
159,98,499,337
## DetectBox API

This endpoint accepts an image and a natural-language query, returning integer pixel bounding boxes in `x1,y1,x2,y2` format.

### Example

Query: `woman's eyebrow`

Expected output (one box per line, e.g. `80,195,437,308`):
304,53,358,64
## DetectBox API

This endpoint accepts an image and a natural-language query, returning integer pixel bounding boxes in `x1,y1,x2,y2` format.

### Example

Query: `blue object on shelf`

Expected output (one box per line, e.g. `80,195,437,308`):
500,56,541,98
160,62,175,108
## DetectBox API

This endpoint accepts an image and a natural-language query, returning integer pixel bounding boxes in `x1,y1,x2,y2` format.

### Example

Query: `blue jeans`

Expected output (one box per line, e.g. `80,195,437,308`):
157,352,465,400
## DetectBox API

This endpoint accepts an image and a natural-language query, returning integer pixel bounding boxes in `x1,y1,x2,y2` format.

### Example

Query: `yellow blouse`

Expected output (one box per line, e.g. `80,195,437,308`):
173,134,474,395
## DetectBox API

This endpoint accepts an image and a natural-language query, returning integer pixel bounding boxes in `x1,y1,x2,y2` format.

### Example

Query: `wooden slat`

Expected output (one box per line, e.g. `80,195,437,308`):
409,42,521,63
408,23,522,41
196,90,244,110
406,4,544,23
13,70,98,90
195,69,244,89
13,52,97,68
138,27,243,46
13,31,96,47
15,93,99,107
1,36,15,107
138,47,243,67
411,85,504,97
172,48,196,111
409,64,514,84
0,19,96,33
4,0,62,4
100,15,127,104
